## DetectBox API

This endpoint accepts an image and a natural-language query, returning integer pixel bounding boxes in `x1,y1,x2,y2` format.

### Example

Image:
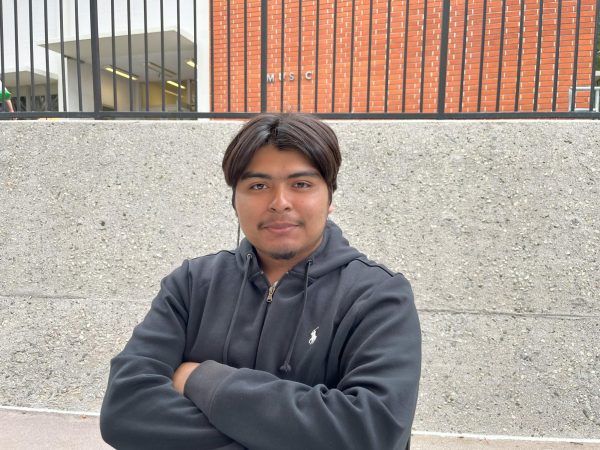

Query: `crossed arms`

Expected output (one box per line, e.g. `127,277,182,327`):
100,262,421,450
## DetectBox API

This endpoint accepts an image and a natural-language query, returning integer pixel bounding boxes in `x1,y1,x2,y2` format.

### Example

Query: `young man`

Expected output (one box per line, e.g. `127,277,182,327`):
100,113,421,450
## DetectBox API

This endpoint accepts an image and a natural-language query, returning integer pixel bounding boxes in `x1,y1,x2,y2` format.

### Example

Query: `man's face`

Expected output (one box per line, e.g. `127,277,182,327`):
234,144,333,266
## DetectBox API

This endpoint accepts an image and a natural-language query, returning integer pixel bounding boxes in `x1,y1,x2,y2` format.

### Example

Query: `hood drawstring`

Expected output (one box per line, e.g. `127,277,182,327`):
279,259,313,374
223,253,253,365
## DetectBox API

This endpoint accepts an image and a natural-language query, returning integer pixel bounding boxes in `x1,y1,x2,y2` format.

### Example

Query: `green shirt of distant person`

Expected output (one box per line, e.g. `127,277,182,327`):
0,81,10,101
0,80,15,112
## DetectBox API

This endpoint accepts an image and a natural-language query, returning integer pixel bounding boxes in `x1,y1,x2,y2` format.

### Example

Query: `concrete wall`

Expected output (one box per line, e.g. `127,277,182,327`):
0,120,598,439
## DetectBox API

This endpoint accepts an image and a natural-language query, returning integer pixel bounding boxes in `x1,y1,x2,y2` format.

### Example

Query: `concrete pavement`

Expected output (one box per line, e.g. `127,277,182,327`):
2,408,600,450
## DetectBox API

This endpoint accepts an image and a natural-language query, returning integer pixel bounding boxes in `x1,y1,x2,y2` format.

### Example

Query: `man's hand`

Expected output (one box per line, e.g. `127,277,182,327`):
172,362,201,394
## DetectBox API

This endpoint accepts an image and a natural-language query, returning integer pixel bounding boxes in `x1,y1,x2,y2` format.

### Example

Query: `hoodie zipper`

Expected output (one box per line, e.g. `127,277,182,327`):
252,279,279,369
266,281,279,303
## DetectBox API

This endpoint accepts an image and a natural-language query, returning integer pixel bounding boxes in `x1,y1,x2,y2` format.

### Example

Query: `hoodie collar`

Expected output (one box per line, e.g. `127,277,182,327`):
235,220,363,280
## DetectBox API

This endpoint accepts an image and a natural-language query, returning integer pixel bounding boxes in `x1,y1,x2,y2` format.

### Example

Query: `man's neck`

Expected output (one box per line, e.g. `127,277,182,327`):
259,257,297,285
254,234,325,285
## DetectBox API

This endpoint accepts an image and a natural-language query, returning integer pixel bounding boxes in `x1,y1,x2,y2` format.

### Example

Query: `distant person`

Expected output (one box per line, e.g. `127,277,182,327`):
0,80,15,113
100,113,421,450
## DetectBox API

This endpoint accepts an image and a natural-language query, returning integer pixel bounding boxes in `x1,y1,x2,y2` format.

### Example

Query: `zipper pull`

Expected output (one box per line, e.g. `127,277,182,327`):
266,282,278,303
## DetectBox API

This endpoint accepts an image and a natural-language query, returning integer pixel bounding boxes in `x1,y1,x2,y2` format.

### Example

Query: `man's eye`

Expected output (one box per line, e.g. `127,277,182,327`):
293,182,311,189
250,183,267,190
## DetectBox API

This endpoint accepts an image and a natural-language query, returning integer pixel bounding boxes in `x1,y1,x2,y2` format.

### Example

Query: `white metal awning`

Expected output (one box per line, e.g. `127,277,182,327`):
43,30,196,82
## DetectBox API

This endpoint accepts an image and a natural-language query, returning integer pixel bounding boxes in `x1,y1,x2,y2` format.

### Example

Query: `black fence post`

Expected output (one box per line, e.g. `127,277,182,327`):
437,0,451,115
13,0,20,112
261,0,268,112
29,0,35,112
570,0,582,111
0,0,5,112
590,0,600,111
90,0,102,117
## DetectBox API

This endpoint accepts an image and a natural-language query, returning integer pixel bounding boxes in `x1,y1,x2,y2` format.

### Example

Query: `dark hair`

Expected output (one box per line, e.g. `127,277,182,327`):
222,113,342,205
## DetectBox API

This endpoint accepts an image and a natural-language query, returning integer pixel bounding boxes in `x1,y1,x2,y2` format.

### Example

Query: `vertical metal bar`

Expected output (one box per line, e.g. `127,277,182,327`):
59,0,66,111
297,0,302,111
590,0,600,111
459,0,469,112
29,0,36,111
349,0,355,112
13,0,20,112
402,0,410,112
476,0,488,111
44,0,51,111
331,0,338,112
366,0,373,112
160,0,165,111
210,0,215,112
419,0,428,112
384,0,392,112
570,0,582,111
111,0,117,111
280,0,285,112
515,0,526,111
314,0,320,112
177,0,182,111
29,0,35,111
437,0,451,114
90,0,102,116
227,0,231,112
261,0,267,112
533,0,544,111
495,0,507,112
127,0,133,111
194,0,198,112
144,0,149,111
0,0,5,112
551,0,562,111
75,0,82,111
244,0,248,112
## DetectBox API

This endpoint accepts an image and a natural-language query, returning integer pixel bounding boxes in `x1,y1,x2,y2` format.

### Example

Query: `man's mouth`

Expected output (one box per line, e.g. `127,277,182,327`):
259,221,301,232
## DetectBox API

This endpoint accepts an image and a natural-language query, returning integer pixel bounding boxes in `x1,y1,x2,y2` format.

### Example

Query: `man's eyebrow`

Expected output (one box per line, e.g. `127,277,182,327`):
287,170,321,179
241,172,272,180
240,170,321,180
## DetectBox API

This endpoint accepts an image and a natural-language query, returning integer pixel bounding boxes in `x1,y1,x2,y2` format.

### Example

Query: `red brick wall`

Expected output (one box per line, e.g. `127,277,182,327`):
211,0,598,113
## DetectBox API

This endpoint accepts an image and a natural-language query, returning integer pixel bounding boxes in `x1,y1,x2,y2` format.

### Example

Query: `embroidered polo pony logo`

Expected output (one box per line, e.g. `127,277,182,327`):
309,327,319,345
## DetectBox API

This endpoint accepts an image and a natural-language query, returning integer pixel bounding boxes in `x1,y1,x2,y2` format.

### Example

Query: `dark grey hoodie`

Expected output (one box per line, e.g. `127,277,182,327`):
100,221,421,449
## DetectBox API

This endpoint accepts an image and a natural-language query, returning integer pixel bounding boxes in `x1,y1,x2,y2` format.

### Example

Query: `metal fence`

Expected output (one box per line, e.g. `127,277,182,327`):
1,0,599,120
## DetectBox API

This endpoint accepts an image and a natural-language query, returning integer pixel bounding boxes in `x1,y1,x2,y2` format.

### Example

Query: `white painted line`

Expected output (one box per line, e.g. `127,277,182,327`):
1,406,599,444
0,405,99,417
413,430,600,444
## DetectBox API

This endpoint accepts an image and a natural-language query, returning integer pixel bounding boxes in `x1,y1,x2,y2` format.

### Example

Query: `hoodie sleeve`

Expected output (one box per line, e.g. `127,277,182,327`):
183,274,421,450
100,260,244,450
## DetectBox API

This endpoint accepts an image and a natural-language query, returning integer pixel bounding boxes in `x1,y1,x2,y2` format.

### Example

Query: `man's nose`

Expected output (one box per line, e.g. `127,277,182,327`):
269,185,292,212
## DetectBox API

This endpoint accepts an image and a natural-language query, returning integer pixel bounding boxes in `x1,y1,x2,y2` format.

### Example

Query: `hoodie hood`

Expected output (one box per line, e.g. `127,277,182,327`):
234,220,363,281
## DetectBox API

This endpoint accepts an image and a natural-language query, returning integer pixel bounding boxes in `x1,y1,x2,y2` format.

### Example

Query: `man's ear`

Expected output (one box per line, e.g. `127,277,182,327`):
328,204,334,214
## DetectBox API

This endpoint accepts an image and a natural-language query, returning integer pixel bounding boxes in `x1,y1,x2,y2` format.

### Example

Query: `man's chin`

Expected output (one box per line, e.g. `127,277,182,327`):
266,250,298,261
